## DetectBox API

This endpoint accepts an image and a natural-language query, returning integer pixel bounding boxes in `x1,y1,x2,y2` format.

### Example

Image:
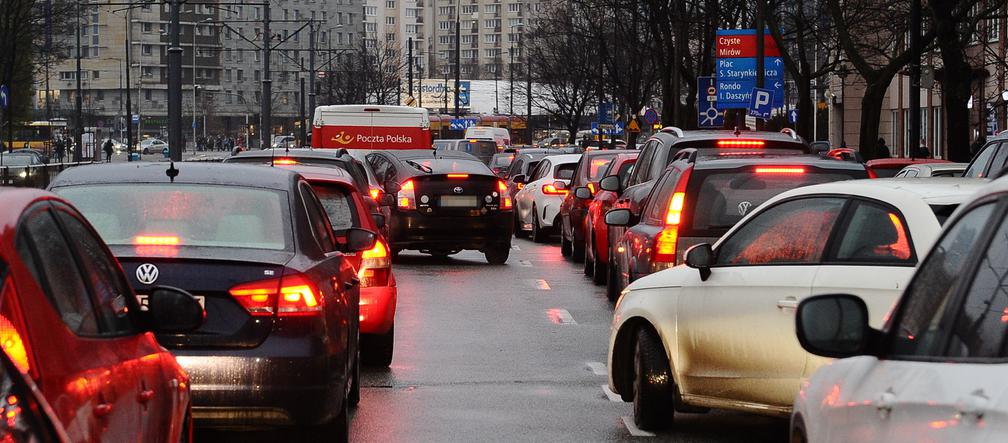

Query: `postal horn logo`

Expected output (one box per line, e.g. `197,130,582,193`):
330,131,354,145
136,263,160,285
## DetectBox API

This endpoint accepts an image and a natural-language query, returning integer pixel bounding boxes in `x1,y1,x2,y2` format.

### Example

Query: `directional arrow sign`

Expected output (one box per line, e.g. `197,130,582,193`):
715,30,785,109
0,84,8,110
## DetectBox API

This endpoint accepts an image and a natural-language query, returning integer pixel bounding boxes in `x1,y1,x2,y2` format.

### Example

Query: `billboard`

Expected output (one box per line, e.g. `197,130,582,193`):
411,80,471,111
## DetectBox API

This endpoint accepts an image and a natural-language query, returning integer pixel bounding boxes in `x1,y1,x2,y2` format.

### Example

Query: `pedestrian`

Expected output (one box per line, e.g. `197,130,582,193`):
917,139,931,159
103,138,114,163
55,139,65,163
876,137,891,159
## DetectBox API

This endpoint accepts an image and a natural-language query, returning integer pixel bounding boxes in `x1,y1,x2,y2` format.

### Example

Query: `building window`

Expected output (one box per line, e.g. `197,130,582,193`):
92,70,100,79
237,69,244,81
508,3,521,13
508,18,523,27
142,22,152,33
145,89,152,100
386,0,395,8
142,44,152,55
484,19,500,29
365,22,377,32
461,5,476,14
484,34,499,43
386,33,396,42
59,71,74,80
484,4,499,13
484,48,501,57
406,8,419,17
439,21,451,30
406,24,418,34
365,6,376,16
386,16,396,25
461,35,474,44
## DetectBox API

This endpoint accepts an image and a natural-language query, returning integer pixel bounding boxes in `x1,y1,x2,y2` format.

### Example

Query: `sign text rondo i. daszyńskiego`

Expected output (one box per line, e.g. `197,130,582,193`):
312,105,434,150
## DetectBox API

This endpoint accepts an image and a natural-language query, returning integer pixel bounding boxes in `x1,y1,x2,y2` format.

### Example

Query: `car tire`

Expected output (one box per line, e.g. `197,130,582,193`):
348,342,361,407
531,205,548,243
513,212,528,239
560,233,572,257
318,396,350,442
582,238,594,276
606,252,622,302
592,240,607,285
633,328,675,431
484,244,510,264
572,229,586,262
362,326,394,367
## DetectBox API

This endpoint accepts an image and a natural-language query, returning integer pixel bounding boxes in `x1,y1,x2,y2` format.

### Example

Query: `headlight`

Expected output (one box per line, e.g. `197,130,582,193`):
18,171,27,178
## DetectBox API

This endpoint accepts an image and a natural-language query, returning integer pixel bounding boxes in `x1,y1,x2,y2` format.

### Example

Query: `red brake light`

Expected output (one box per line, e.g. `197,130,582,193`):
498,180,508,192
447,173,469,179
542,184,568,195
369,188,382,201
228,273,323,317
867,168,878,179
717,140,765,147
398,180,416,210
653,167,692,264
134,235,180,246
0,277,32,376
359,238,391,288
754,167,805,174
228,278,279,316
273,158,298,165
587,183,596,194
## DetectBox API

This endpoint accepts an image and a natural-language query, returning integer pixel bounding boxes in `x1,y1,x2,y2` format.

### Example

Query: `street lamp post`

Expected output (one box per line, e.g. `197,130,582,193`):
167,0,184,161
453,1,461,118
74,0,83,161
835,64,851,147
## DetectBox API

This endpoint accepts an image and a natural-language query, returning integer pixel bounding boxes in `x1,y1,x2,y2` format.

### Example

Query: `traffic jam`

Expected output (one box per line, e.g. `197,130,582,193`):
1,103,1007,443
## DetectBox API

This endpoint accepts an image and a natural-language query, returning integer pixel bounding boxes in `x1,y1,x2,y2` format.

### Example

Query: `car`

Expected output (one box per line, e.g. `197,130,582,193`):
810,140,831,155
825,147,864,162
894,161,968,177
963,131,1008,178
558,149,635,261
866,157,952,178
139,138,168,155
12,148,48,164
0,188,201,442
366,150,513,263
512,154,581,242
791,176,1008,443
0,347,73,443
606,178,985,432
489,152,516,177
502,151,549,201
464,126,512,150
581,152,638,285
268,164,398,367
434,139,500,164
1,152,47,186
271,135,297,150
604,153,870,300
49,163,375,439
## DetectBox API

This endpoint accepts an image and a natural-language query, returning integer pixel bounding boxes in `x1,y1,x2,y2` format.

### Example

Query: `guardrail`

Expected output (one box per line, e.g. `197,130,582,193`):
0,161,95,189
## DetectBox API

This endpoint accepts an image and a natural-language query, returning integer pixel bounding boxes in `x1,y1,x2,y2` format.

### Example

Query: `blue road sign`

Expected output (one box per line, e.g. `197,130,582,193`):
449,118,479,131
0,85,8,110
715,29,785,110
597,103,615,124
748,88,774,120
788,109,798,124
132,114,140,124
458,81,471,107
643,108,659,125
591,121,624,136
697,76,724,129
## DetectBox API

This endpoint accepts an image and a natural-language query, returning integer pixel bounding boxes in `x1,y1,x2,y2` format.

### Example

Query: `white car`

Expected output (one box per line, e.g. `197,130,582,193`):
513,154,581,242
606,178,985,431
895,162,968,178
139,138,168,155
791,177,1008,443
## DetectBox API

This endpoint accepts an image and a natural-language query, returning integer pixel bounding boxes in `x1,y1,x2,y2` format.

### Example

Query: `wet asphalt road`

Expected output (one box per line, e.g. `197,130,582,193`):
197,237,787,442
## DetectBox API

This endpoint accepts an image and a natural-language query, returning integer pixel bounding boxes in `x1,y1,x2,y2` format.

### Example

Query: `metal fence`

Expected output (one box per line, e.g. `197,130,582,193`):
0,161,95,189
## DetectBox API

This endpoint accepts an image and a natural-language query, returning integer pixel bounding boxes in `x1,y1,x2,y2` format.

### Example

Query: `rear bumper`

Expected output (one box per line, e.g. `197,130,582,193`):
390,210,513,250
360,284,396,334
172,339,345,427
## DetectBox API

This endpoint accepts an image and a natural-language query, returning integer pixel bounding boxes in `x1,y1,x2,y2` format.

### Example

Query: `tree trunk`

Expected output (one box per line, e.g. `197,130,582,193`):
857,81,889,160
931,0,973,162
796,77,813,140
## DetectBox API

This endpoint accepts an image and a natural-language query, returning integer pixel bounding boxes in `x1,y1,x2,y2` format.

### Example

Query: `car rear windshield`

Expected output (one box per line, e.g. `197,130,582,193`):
686,167,865,235
930,204,960,225
491,155,515,168
555,163,577,180
405,159,493,175
227,157,371,190
870,167,902,178
0,155,35,166
54,184,292,250
462,140,498,156
587,155,617,181
310,182,360,232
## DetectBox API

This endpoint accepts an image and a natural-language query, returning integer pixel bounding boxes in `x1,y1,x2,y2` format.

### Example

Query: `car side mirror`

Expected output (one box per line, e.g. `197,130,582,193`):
599,175,621,192
574,187,592,199
513,174,528,184
146,286,204,333
604,208,634,227
371,213,387,229
796,294,875,358
381,193,397,207
552,180,567,191
684,243,713,281
345,228,378,253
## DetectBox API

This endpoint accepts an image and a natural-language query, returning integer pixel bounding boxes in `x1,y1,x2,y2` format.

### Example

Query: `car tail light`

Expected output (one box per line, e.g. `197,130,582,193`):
447,173,469,179
398,179,416,210
0,277,33,377
369,188,382,201
502,197,513,209
228,273,323,317
587,182,596,194
134,235,180,246
273,158,298,165
542,184,568,195
498,180,508,192
717,140,765,147
359,238,391,288
867,168,878,179
754,167,806,174
653,168,692,264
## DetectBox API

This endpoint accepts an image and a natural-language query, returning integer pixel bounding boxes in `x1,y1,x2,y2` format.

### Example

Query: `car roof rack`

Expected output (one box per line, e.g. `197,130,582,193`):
780,128,800,140
660,126,685,137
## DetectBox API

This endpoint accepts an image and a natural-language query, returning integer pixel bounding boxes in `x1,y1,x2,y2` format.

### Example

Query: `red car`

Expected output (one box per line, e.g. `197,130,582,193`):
580,153,638,285
0,188,201,443
280,165,397,367
865,157,951,178
558,150,635,262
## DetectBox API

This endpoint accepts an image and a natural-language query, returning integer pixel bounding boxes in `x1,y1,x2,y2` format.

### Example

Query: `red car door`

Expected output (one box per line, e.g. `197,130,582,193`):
48,202,183,442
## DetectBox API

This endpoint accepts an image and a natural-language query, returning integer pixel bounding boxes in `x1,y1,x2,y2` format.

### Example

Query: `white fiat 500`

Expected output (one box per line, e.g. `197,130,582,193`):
607,178,985,431
792,177,1008,443
513,153,581,242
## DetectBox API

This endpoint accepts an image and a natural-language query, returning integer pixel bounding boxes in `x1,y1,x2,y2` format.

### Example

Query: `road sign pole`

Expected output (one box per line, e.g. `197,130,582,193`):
755,3,765,130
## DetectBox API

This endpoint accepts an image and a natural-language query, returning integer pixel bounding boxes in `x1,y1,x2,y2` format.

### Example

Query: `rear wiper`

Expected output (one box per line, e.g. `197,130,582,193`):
405,160,433,174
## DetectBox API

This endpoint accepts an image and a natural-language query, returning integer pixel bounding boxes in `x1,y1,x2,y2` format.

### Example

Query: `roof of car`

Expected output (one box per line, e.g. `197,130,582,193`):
274,164,356,187
689,154,868,172
654,129,805,144
583,149,636,157
388,149,479,161
866,158,952,168
902,162,968,171
48,162,300,191
779,178,987,206
0,188,52,227
229,148,352,161
540,153,583,164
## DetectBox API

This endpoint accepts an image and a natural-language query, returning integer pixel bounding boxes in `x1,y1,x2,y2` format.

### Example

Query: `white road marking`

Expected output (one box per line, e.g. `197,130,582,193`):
519,260,533,267
602,385,622,402
547,308,576,325
621,416,656,438
511,244,521,250
535,279,551,290
586,361,607,376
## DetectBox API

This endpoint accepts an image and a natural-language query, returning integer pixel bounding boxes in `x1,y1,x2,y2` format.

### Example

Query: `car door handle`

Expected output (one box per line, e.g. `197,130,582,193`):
957,389,989,420
776,297,798,309
138,389,154,403
876,389,896,418
344,278,360,291
94,403,113,417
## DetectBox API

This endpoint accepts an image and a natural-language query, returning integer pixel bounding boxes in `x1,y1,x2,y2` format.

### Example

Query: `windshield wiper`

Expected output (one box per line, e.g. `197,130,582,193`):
405,160,433,174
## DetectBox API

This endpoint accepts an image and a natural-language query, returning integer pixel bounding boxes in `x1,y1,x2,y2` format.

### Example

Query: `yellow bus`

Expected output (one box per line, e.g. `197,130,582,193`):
4,119,67,151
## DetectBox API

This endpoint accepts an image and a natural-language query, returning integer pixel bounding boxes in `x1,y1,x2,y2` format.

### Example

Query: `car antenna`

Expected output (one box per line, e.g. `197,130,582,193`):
270,140,275,167
166,161,179,183
733,126,741,137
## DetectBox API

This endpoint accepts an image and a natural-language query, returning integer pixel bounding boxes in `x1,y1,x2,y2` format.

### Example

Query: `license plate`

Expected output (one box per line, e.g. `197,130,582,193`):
440,195,478,208
136,294,205,310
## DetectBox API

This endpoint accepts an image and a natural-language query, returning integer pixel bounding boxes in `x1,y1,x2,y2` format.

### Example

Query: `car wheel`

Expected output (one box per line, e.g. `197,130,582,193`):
592,234,607,286
349,338,360,407
484,244,510,264
531,205,548,243
571,228,585,262
362,326,394,367
314,395,350,442
633,328,675,431
514,212,527,239
560,233,573,257
606,252,622,302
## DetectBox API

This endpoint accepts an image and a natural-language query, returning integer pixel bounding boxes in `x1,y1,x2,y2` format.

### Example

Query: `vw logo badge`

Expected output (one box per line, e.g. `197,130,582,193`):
453,186,464,194
737,201,753,216
136,263,160,285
